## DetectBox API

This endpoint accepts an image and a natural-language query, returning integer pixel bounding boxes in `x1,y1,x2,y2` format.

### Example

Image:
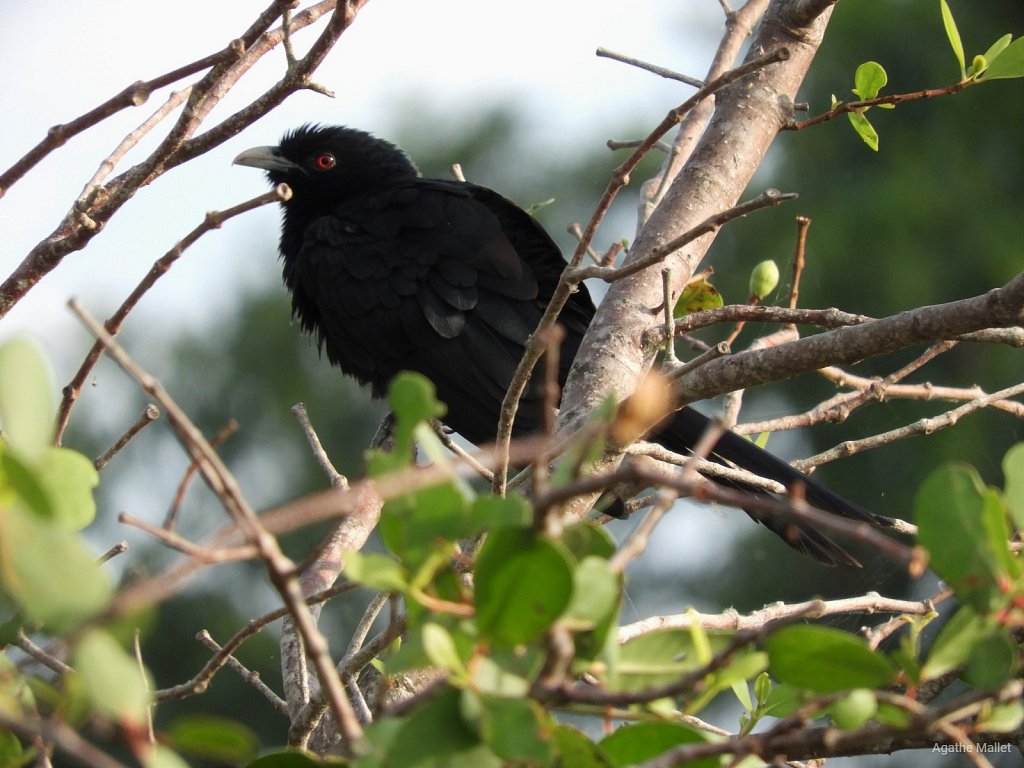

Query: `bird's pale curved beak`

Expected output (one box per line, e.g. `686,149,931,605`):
232,145,298,173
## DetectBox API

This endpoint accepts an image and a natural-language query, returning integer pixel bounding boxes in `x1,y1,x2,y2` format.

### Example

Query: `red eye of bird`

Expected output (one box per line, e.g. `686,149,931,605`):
314,152,336,170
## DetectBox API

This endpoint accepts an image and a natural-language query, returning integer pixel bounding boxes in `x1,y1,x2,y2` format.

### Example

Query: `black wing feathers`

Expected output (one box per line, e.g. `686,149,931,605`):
290,177,569,442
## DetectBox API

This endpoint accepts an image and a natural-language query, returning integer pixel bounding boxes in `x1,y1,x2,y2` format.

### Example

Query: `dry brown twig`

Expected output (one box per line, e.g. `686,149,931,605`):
68,298,365,752
1,0,367,319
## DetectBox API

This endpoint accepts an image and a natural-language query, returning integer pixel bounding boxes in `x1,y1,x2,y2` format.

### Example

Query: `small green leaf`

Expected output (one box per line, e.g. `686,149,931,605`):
982,36,1024,80
563,556,619,630
474,528,574,648
919,605,994,681
422,622,468,677
378,477,472,565
246,750,340,768
599,723,711,768
852,61,888,99
552,726,610,768
977,701,1024,733
753,671,772,707
35,448,99,529
982,34,1013,66
673,276,723,317
469,495,531,533
939,0,966,79
916,463,1016,612
388,371,447,427
72,628,151,726
142,745,192,768
611,629,732,692
748,260,779,300
378,688,502,768
767,625,896,693
166,716,259,765
471,692,555,765
342,551,409,592
0,728,25,768
847,111,879,151
732,679,754,712
1003,442,1024,531
0,338,55,464
368,372,447,474
0,508,111,633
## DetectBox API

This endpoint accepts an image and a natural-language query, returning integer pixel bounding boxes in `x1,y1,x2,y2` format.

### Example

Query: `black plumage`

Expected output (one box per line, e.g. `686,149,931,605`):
234,124,885,566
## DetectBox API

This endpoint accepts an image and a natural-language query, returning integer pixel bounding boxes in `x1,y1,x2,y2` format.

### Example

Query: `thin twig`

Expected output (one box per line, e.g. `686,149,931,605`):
568,189,798,284
14,632,72,676
493,47,792,494
596,47,705,87
68,297,365,751
93,405,160,470
165,419,241,529
155,583,355,703
98,540,130,564
55,185,291,443
796,381,1024,471
292,403,347,488
618,593,935,643
197,630,290,716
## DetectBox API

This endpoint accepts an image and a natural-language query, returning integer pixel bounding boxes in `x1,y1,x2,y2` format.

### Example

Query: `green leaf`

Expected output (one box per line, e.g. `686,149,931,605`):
141,745,192,768
925,605,1016,686
1003,442,1024,531
673,276,723,317
981,36,1024,80
470,692,556,765
982,34,1013,66
0,444,53,518
377,688,502,768
963,627,1017,688
470,653,534,698
245,749,327,768
0,507,111,633
561,522,617,562
474,528,574,648
552,725,612,768
389,372,447,429
915,463,1016,612
563,556,620,630
767,625,896,693
368,372,447,475
851,61,888,99
166,715,259,765
939,0,966,79
0,728,27,768
469,494,531,533
611,628,732,692
977,701,1024,733
847,111,879,151
342,551,409,592
378,478,472,564
72,628,151,726
0,338,54,463
599,723,711,768
35,448,99,529
422,622,468,677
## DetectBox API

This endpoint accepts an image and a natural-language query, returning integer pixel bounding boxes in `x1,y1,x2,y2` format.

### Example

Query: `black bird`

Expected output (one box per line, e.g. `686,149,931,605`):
234,124,884,566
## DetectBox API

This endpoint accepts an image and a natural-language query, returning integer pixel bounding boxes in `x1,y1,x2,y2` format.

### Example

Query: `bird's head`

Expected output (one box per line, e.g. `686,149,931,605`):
232,124,418,202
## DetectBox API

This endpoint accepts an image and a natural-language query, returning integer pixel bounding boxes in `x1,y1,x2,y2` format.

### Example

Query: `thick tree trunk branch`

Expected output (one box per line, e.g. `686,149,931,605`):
674,270,1024,403
558,0,833,438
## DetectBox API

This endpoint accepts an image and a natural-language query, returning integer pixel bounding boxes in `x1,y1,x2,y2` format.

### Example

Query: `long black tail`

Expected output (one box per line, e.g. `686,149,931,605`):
652,407,887,567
